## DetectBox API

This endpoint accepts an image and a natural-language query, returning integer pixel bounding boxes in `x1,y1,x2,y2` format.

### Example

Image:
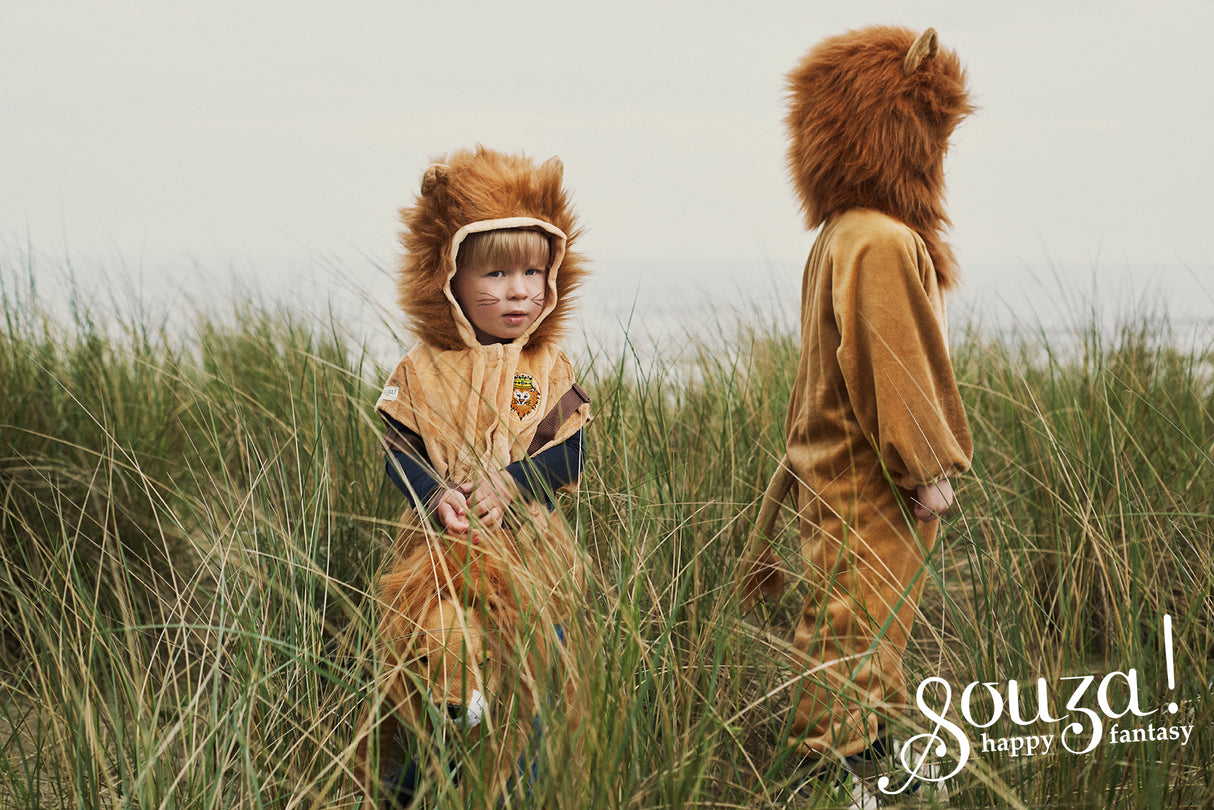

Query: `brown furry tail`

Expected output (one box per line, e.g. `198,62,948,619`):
736,456,796,610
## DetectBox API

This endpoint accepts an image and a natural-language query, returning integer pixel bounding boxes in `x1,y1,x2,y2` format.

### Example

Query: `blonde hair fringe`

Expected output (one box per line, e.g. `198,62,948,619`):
457,229,550,272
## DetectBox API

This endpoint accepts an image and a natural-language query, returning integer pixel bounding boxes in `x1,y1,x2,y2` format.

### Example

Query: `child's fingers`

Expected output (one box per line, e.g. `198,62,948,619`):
912,479,955,521
472,499,503,520
471,470,515,503
468,497,504,527
438,500,470,533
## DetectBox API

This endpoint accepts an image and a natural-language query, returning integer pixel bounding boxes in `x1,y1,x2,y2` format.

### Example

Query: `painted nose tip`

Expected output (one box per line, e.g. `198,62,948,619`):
440,690,485,729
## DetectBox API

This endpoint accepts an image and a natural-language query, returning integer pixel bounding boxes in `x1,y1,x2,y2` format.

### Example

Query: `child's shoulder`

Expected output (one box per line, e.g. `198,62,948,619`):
831,208,918,245
826,208,930,279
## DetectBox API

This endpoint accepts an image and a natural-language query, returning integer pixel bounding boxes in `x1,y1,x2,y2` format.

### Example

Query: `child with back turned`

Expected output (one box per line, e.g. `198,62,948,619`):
741,26,976,807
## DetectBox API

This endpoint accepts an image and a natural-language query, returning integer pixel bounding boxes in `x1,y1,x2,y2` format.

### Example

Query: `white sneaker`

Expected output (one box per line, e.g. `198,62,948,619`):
841,738,951,809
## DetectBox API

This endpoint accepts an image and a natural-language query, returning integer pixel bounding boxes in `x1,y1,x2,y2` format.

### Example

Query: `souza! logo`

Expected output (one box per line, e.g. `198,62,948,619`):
511,373,540,419
882,615,1196,796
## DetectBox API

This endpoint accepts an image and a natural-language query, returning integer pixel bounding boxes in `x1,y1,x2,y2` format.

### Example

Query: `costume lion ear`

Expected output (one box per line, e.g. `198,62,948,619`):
539,156,564,189
421,163,450,195
903,27,939,75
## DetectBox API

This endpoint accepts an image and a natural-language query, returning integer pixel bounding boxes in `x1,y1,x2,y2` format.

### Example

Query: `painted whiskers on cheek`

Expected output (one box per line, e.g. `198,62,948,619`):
472,294,500,307
530,292,546,307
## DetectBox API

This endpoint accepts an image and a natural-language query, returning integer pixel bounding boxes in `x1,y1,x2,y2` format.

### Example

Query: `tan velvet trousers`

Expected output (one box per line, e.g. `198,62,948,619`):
788,482,939,759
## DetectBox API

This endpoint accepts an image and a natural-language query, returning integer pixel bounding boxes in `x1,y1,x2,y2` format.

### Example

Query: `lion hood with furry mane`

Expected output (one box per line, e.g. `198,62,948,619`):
397,146,587,352
785,26,973,288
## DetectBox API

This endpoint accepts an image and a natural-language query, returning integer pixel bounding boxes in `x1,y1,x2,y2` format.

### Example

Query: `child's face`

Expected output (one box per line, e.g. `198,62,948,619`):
451,249,548,344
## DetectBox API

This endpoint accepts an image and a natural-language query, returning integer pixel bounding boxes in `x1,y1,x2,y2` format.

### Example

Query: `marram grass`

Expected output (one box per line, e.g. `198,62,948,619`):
1,269,1211,808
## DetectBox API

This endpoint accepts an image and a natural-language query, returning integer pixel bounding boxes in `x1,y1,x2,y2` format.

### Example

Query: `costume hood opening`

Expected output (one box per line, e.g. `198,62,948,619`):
785,26,974,288
397,146,587,352
446,217,566,349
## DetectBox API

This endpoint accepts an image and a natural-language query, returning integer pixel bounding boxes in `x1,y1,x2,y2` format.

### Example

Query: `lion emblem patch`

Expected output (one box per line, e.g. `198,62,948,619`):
511,373,540,419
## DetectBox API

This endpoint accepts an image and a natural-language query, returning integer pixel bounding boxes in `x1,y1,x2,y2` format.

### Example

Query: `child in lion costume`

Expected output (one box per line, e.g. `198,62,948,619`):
354,146,591,805
740,24,975,785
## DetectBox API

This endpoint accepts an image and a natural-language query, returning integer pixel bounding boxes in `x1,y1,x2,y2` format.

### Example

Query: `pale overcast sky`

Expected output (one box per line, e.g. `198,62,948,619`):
3,1,1212,327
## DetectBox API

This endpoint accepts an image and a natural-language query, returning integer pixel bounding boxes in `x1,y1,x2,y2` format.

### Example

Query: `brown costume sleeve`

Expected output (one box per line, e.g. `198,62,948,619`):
833,222,972,489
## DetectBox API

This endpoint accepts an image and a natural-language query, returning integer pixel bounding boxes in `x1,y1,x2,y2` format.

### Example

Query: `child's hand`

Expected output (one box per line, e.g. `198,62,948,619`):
913,478,955,522
459,470,517,528
433,488,470,535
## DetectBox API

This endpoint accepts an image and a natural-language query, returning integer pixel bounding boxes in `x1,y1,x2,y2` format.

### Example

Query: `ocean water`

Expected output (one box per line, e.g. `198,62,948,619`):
574,256,1214,368
5,238,1211,379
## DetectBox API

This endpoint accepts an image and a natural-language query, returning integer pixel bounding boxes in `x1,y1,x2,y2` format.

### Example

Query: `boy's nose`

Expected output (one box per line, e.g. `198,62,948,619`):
506,277,528,298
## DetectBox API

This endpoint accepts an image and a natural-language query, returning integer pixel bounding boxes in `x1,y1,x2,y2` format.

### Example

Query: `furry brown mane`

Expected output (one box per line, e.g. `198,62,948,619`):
397,146,587,352
377,540,523,650
785,25,974,288
356,533,581,801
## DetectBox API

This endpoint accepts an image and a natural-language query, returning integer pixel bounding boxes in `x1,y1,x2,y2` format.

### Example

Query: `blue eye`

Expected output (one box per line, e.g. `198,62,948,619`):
487,270,505,278
525,268,543,276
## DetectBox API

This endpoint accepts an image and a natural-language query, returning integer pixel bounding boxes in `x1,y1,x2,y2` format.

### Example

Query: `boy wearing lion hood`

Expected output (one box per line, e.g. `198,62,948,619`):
374,146,590,578
358,147,590,803
742,25,975,777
